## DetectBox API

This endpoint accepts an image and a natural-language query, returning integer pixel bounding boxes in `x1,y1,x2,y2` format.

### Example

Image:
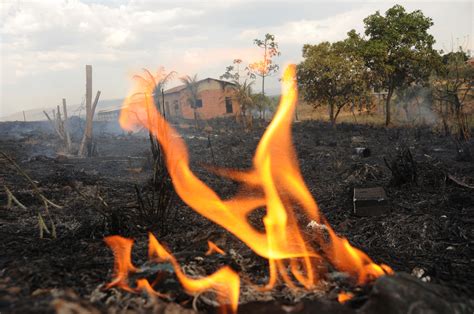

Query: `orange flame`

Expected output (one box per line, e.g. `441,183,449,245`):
105,234,239,313
206,241,226,256
105,65,392,312
337,291,354,303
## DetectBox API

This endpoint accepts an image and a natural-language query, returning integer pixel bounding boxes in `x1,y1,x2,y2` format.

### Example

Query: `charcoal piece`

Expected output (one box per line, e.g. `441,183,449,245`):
354,147,371,157
359,273,474,314
384,147,417,186
353,187,389,217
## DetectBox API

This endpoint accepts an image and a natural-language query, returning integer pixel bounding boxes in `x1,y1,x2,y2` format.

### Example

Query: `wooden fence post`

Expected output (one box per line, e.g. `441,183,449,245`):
62,98,72,152
79,65,94,156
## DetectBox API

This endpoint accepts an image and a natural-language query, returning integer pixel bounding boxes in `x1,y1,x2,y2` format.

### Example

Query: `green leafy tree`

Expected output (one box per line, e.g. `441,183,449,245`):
220,59,244,83
133,68,175,116
248,33,280,96
180,74,200,127
361,4,438,125
226,79,255,128
251,93,272,120
297,40,367,125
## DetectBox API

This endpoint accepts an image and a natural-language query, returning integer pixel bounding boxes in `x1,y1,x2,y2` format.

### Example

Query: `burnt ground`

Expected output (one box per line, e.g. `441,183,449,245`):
0,118,473,313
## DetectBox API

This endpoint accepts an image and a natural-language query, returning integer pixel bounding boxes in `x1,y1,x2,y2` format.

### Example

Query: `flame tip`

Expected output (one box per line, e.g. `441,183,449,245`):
108,65,391,312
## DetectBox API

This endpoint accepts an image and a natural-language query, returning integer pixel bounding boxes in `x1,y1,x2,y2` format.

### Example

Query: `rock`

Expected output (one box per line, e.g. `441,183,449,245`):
237,300,352,314
359,273,474,314
354,148,371,157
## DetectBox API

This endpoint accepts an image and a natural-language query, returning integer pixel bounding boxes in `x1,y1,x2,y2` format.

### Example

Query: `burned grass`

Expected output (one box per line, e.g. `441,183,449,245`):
0,119,473,313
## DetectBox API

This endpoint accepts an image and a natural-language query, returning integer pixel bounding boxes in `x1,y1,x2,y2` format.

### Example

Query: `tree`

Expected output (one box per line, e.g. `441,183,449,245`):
125,68,176,233
248,33,280,96
180,74,200,127
226,79,255,128
220,59,244,83
133,68,175,117
297,40,367,125
251,93,271,120
361,4,438,126
431,48,473,140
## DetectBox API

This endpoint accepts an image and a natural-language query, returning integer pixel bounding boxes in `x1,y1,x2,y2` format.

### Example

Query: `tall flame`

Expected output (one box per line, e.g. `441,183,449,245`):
105,65,392,312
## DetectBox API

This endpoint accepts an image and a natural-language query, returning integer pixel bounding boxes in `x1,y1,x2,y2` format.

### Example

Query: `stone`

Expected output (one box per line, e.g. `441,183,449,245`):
359,273,474,314
354,147,371,157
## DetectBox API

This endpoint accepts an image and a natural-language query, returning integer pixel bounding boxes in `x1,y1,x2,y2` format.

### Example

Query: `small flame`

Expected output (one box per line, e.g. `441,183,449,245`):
106,65,392,312
206,241,226,256
337,291,354,303
248,59,272,76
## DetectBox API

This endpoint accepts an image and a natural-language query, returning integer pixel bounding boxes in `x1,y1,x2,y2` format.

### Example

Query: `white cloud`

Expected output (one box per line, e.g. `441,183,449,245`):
239,8,372,45
0,0,472,117
104,28,132,48
0,0,204,79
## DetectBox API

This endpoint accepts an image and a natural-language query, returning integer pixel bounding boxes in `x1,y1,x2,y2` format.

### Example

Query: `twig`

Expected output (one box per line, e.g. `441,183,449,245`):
1,151,60,238
38,213,51,238
71,183,109,218
3,185,27,209
447,174,474,189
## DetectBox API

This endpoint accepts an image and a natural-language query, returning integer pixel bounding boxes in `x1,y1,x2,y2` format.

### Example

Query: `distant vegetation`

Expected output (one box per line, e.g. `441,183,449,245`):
220,4,473,141
297,4,473,140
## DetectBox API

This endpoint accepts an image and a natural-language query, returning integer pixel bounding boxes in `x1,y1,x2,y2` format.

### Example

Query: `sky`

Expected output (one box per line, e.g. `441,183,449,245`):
0,0,473,117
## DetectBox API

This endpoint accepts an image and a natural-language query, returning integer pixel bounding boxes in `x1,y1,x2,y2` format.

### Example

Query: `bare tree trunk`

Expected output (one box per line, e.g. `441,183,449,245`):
79,65,93,156
193,108,199,129
385,87,394,126
79,66,101,157
57,105,64,137
333,103,344,126
62,98,72,153
328,101,335,125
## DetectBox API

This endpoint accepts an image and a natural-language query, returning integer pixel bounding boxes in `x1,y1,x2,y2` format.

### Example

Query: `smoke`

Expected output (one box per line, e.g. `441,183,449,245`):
0,121,55,140
395,86,438,125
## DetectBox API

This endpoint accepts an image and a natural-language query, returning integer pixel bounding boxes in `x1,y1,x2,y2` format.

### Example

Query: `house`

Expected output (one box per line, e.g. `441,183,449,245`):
97,107,121,121
97,78,240,122
163,78,240,120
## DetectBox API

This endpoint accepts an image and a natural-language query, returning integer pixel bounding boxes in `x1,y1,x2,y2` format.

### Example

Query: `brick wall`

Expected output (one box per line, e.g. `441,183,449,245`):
164,80,240,120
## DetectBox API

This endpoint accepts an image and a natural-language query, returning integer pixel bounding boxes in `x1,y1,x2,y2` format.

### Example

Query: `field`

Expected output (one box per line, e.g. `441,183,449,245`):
1,117,473,313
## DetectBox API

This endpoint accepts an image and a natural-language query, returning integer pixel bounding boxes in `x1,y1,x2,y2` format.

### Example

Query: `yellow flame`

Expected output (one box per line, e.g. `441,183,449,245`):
105,65,392,312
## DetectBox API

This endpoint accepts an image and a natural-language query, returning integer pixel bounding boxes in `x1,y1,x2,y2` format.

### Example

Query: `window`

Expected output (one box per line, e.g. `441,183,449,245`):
225,97,233,113
195,99,203,108
173,100,180,117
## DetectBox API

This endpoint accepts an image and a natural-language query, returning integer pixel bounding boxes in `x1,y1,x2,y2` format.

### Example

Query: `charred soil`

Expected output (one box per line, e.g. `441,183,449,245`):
0,119,473,313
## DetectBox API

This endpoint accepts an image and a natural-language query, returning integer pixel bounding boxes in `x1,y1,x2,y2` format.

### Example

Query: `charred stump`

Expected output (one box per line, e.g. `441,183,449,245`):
384,147,417,186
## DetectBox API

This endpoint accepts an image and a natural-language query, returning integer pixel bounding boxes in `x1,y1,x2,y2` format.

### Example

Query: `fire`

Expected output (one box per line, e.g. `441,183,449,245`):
105,65,392,312
337,291,354,303
248,59,271,76
206,241,226,256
